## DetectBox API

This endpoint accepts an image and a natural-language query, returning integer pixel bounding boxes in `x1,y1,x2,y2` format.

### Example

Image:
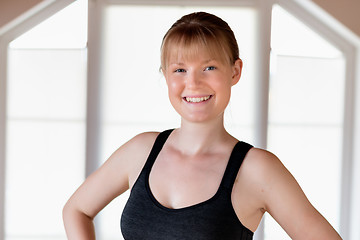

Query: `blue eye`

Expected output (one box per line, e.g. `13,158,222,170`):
174,69,186,73
205,66,216,71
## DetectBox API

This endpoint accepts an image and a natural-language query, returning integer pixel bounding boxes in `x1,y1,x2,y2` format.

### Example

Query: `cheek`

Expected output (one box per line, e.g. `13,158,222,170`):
166,81,183,112
212,78,233,103
166,79,183,95
212,76,232,92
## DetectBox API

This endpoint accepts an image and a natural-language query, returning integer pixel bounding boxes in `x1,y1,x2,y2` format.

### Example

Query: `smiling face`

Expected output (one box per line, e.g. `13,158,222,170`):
163,46,242,123
160,12,242,124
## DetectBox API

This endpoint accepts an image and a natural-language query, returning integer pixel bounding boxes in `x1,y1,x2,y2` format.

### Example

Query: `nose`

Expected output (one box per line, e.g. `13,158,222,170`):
186,72,202,89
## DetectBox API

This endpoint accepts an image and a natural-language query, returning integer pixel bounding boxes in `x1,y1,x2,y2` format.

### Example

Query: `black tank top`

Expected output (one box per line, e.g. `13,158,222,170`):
121,129,254,240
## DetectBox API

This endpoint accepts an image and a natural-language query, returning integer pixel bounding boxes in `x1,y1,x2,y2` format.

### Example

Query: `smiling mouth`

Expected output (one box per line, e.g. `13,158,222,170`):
183,95,212,103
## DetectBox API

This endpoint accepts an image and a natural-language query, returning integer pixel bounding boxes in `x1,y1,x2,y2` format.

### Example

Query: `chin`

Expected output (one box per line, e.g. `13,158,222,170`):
181,114,218,124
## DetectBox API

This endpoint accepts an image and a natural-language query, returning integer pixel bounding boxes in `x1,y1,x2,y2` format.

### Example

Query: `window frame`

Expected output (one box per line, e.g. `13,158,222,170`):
0,1,78,239
276,1,358,239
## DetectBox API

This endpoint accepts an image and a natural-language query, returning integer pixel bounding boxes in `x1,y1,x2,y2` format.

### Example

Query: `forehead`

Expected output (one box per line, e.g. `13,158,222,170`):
164,39,229,66
168,45,212,63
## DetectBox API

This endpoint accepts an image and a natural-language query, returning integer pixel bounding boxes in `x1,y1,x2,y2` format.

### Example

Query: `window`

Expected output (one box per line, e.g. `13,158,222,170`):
264,5,344,239
4,1,87,239
0,1,356,239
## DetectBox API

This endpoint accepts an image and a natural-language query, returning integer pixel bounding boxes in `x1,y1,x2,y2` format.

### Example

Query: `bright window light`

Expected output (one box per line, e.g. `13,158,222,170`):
2,1,348,239
265,5,344,240
5,0,87,239
271,5,342,58
9,0,87,49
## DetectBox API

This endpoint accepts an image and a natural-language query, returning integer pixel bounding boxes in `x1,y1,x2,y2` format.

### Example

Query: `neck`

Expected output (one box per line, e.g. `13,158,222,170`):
172,115,232,155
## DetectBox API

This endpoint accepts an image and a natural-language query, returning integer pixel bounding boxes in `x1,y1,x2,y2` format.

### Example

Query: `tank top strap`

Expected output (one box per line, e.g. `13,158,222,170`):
143,129,174,171
221,141,253,190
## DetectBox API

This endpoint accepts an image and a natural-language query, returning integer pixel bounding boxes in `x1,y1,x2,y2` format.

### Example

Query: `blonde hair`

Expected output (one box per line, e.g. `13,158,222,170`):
160,12,239,70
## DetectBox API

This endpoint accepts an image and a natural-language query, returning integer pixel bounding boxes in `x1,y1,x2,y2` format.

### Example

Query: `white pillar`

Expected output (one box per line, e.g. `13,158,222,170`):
86,0,105,237
253,1,273,239
349,45,360,240
0,40,8,240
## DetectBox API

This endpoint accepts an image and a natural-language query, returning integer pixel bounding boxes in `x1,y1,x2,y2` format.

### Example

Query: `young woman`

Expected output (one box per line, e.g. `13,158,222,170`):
63,12,342,240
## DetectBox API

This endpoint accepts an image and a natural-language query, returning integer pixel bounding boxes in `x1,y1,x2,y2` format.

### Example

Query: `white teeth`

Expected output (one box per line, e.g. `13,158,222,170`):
185,95,211,103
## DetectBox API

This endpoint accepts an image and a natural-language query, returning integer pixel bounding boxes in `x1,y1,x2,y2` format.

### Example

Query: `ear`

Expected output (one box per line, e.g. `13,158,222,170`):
160,66,165,77
231,58,243,86
160,67,169,84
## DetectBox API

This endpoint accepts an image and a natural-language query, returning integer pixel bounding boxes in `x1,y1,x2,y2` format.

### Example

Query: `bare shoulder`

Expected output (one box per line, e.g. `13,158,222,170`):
120,131,160,156
245,147,281,166
240,148,342,239
241,147,286,184
237,147,287,205
243,147,300,199
63,131,160,219
110,131,159,161
118,131,160,188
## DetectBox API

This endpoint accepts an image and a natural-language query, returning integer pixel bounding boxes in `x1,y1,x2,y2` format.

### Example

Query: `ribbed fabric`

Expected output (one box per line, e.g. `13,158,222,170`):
121,129,254,240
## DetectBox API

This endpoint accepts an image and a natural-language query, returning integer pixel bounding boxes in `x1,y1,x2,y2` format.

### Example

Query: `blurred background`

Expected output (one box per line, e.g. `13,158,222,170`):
0,0,359,239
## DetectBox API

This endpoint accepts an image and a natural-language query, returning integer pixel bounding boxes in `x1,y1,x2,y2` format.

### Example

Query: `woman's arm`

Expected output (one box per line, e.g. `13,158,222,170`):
249,148,342,239
62,132,159,239
62,207,96,240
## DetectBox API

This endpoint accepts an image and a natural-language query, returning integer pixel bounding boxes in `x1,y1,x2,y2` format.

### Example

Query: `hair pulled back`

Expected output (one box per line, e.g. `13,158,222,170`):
160,12,239,70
